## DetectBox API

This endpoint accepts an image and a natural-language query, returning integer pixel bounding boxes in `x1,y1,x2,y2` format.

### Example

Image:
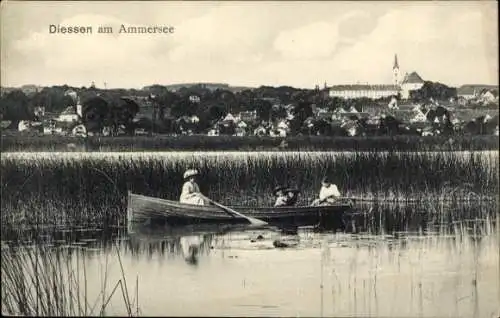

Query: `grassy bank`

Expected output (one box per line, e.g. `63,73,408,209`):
1,151,498,232
1,134,499,152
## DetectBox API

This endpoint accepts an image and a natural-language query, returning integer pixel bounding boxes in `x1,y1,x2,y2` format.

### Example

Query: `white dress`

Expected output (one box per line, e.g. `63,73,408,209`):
179,181,206,205
318,184,341,203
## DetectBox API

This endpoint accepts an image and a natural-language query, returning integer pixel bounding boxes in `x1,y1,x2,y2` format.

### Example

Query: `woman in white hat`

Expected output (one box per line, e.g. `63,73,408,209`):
179,169,207,205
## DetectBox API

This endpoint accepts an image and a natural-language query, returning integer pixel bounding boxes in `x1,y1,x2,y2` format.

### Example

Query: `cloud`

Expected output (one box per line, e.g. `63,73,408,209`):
167,5,274,64
337,10,377,41
329,4,498,85
273,21,340,60
1,2,497,88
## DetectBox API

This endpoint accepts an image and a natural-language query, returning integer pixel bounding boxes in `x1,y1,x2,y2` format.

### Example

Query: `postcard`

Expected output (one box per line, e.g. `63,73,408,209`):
1,1,498,317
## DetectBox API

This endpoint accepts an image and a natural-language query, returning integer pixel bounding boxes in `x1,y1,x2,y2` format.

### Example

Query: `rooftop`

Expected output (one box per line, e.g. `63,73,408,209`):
401,72,424,84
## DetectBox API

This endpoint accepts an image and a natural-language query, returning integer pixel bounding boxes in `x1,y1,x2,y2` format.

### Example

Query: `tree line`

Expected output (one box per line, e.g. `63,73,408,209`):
1,81,460,133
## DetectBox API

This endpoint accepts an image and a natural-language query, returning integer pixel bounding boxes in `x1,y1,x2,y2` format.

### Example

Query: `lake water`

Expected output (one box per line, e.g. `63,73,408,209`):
3,224,498,317
1,150,498,316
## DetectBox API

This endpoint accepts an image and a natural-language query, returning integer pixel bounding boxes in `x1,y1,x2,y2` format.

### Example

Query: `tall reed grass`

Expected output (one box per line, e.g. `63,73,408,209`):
1,239,139,316
1,151,498,232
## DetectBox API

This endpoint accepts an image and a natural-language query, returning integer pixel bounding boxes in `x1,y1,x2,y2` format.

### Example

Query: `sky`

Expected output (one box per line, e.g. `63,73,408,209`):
1,1,498,89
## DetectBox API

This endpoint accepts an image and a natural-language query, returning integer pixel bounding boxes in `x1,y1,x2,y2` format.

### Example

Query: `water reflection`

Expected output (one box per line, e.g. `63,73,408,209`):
2,222,498,317
1,201,498,317
345,199,498,234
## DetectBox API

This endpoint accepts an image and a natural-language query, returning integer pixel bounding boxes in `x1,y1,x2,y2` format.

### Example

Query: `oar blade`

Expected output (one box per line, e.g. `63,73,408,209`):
247,217,268,227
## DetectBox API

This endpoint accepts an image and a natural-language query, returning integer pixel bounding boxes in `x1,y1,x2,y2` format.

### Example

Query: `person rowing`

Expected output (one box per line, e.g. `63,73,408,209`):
311,176,341,206
179,169,210,205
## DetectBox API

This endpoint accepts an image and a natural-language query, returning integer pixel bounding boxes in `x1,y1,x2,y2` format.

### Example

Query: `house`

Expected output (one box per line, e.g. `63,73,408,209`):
34,106,45,120
222,113,237,123
314,107,329,116
234,121,248,136
348,106,359,113
482,114,492,123
425,106,450,124
71,124,87,137
189,95,201,103
239,110,257,122
234,127,246,136
388,96,398,109
189,115,200,124
479,89,499,104
43,119,76,135
410,109,428,123
207,127,220,136
134,128,148,135
253,125,267,136
57,106,79,123
18,120,32,132
457,85,498,101
318,111,335,121
303,117,315,129
366,115,381,126
400,72,425,99
421,126,435,136
175,115,199,134
237,121,248,129
341,120,359,136
102,126,113,136
270,120,289,137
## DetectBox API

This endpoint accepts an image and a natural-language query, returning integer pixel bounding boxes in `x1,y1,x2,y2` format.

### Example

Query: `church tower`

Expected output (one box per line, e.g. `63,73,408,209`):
393,54,400,86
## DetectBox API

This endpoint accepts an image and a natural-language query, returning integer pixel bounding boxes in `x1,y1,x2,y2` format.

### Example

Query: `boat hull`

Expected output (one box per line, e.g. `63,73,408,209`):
127,192,352,231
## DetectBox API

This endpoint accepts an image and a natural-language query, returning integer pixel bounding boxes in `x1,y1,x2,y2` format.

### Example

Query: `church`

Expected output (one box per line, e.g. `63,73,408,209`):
328,54,425,100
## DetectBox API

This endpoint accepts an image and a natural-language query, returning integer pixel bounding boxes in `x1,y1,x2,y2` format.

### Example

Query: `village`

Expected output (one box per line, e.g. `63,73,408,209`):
1,55,499,139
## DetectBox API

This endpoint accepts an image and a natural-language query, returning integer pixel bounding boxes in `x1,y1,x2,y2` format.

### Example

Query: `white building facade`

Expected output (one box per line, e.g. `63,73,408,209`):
329,54,424,100
329,84,401,99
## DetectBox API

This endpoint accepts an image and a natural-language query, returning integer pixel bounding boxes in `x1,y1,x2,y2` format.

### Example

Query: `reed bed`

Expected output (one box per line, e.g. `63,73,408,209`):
1,151,498,232
2,135,499,152
1,239,139,317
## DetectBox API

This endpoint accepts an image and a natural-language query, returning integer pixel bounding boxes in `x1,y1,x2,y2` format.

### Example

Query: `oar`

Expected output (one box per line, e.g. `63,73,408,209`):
310,195,356,205
197,194,268,227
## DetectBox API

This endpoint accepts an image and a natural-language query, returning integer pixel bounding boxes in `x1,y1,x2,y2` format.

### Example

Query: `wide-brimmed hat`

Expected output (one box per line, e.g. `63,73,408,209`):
285,187,300,194
273,185,286,196
321,176,332,184
183,169,199,179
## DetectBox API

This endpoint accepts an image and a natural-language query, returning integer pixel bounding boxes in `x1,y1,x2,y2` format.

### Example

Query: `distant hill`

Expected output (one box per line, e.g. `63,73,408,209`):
457,84,498,95
143,83,254,93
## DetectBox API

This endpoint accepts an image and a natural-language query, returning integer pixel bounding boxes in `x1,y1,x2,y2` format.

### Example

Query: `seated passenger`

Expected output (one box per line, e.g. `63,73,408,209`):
273,186,289,207
179,169,209,205
284,187,300,206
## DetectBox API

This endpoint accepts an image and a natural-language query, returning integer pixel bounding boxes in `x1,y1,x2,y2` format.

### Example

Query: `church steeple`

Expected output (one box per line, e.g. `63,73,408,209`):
393,54,400,86
393,54,399,70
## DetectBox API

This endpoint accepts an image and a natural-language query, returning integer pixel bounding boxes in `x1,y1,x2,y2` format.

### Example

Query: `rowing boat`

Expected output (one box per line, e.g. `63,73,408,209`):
127,192,352,231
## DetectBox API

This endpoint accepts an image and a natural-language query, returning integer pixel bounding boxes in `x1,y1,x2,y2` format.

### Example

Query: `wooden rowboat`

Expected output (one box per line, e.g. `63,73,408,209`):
127,192,352,231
